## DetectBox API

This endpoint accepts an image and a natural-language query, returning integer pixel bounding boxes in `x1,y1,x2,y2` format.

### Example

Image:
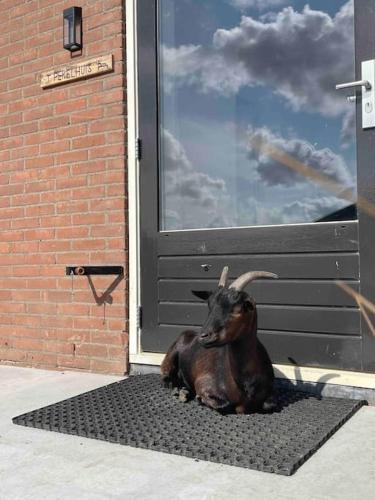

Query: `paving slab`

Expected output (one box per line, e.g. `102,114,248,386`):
1,365,374,500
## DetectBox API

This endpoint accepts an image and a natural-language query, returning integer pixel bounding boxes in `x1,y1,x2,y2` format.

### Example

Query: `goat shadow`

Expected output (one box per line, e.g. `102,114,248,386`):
270,359,341,413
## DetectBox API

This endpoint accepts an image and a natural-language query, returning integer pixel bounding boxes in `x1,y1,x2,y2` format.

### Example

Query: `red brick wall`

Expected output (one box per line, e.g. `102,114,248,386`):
0,0,128,374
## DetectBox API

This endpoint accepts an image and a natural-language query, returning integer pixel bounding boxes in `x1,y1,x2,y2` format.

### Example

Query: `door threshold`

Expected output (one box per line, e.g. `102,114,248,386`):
130,352,375,389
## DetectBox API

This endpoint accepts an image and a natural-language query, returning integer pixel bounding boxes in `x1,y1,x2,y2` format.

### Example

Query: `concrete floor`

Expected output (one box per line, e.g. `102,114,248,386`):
1,366,375,500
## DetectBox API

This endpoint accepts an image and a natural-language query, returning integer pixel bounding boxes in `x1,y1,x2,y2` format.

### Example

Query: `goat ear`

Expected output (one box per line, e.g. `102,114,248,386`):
244,298,255,311
191,290,212,301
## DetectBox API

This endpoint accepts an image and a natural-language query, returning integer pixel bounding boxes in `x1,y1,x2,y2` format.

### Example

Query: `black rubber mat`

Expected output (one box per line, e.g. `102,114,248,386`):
13,374,365,475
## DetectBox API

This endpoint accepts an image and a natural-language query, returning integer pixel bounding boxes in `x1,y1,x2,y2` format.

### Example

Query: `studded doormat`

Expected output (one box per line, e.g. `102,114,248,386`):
13,374,365,475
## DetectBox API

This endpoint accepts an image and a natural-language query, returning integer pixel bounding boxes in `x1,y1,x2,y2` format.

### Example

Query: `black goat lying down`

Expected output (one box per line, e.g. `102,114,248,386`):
161,267,278,414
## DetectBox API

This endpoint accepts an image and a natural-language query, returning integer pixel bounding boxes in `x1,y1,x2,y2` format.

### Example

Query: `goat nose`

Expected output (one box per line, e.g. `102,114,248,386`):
200,331,209,338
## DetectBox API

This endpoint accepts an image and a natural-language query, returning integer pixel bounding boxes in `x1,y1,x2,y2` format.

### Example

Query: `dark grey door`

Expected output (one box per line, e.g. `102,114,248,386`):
138,0,375,372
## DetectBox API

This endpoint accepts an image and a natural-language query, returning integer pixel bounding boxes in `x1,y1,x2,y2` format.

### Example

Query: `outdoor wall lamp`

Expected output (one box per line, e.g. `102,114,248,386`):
63,7,82,52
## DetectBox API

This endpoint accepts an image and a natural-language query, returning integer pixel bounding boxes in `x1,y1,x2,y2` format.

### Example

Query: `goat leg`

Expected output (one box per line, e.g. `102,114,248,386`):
196,389,232,413
161,339,180,389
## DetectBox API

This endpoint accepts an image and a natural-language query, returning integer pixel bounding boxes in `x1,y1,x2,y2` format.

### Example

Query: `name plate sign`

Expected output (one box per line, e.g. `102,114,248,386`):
40,54,113,88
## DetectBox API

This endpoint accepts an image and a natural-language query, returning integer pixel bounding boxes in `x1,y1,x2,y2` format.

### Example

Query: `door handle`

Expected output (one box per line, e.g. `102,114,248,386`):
335,59,375,129
336,79,371,91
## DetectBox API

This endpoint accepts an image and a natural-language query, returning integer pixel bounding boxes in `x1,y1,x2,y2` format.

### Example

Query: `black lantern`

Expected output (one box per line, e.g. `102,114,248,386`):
63,7,82,52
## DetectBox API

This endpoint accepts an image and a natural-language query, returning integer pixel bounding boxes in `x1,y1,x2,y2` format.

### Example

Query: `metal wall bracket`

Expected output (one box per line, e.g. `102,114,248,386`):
66,266,124,276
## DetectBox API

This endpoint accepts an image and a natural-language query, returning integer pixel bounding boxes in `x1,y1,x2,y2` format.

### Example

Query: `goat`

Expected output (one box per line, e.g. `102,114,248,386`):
161,267,278,414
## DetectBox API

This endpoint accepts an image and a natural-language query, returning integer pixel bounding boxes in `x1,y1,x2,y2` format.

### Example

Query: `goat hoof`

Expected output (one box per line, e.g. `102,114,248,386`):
262,396,276,412
178,388,190,403
195,395,203,405
235,405,246,414
171,387,179,397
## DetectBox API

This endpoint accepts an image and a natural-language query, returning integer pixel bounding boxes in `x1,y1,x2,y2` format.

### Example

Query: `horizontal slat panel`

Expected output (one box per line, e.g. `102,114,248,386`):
158,280,359,307
260,331,362,371
159,253,359,280
142,326,362,371
158,303,360,335
158,221,358,255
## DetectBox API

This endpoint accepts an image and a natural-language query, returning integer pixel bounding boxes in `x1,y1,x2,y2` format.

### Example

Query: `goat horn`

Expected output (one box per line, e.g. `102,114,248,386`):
218,266,229,288
229,271,278,291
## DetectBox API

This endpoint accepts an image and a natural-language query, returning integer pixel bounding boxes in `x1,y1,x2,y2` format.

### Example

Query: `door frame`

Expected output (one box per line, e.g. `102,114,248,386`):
126,0,375,386
126,0,160,365
126,0,141,361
